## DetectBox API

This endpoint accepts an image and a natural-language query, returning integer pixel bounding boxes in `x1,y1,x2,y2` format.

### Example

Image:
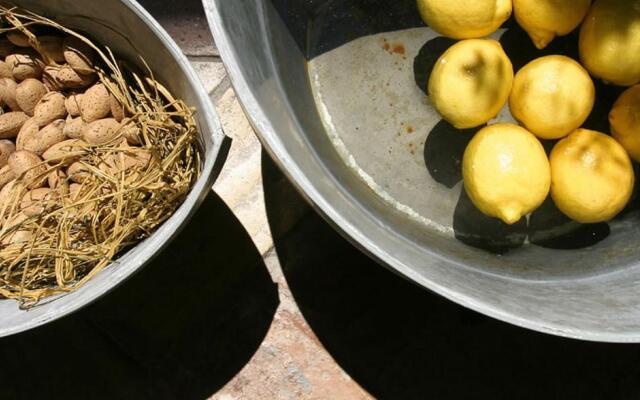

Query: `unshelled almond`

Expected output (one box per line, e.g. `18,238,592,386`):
16,118,38,150
15,78,47,116
63,36,95,75
42,139,88,162
33,91,67,127
47,168,66,190
0,179,22,211
0,165,15,189
8,150,47,189
0,78,20,111
65,93,83,117
21,187,56,217
83,118,121,145
56,65,95,89
0,140,16,167
6,51,43,81
100,140,151,175
1,227,32,246
7,31,29,47
42,66,62,91
63,116,85,139
23,119,66,156
67,161,91,183
81,83,110,122
0,112,29,139
0,60,12,80
121,118,142,145
125,147,152,170
109,93,126,122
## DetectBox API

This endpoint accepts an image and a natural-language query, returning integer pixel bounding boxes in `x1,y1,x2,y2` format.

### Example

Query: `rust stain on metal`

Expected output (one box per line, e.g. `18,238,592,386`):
381,38,406,58
392,43,405,55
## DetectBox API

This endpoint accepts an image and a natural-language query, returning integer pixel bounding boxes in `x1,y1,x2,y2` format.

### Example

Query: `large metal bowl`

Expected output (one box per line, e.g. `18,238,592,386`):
205,0,640,342
0,0,224,337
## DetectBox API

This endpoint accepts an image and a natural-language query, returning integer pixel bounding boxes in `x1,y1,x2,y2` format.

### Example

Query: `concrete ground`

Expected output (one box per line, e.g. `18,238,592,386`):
0,1,639,399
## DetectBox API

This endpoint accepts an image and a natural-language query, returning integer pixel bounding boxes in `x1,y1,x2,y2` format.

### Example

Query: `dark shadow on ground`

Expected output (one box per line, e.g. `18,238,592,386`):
138,0,206,16
262,154,640,400
0,191,279,400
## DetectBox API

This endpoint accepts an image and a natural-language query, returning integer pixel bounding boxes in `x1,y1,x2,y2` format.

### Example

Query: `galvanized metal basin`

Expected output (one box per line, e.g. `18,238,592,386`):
0,0,224,337
205,0,640,342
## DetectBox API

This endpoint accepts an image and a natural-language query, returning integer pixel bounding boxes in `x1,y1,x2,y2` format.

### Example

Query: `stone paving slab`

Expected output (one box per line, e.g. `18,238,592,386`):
191,61,228,95
208,86,371,398
140,1,375,397
137,0,218,57
212,88,273,255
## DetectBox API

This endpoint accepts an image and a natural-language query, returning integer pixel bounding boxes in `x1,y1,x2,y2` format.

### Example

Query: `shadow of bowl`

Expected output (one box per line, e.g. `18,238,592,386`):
263,156,640,400
0,192,279,400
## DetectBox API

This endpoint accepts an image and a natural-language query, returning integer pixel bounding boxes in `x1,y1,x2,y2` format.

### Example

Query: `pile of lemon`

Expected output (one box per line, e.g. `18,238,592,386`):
419,0,640,225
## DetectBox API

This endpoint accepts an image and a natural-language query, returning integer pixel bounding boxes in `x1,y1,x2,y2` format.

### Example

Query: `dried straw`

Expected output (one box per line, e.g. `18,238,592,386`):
0,5,201,307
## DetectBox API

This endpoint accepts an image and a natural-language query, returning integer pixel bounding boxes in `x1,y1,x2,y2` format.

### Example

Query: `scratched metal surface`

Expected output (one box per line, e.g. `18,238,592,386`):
305,18,640,275
207,0,640,341
310,27,480,234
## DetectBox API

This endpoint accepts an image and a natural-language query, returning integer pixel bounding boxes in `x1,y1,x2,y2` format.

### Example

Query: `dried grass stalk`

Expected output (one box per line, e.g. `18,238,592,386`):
0,5,201,307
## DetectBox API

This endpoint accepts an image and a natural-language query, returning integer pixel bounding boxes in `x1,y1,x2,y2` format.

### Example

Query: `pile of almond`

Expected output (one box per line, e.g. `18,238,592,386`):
0,31,150,239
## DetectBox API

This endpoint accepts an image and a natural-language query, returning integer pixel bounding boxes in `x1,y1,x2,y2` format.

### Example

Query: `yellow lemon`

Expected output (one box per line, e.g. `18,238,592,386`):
513,0,592,49
417,0,512,39
463,123,551,224
610,85,640,162
509,55,595,140
428,39,514,129
580,0,640,86
550,129,634,223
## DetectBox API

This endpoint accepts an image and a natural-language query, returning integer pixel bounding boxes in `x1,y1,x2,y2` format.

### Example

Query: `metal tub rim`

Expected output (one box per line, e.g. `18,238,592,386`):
204,0,640,343
0,0,224,337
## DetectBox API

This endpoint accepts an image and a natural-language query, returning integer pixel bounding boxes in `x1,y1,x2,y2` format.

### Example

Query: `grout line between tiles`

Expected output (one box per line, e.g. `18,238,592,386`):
210,76,233,104
186,54,222,62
